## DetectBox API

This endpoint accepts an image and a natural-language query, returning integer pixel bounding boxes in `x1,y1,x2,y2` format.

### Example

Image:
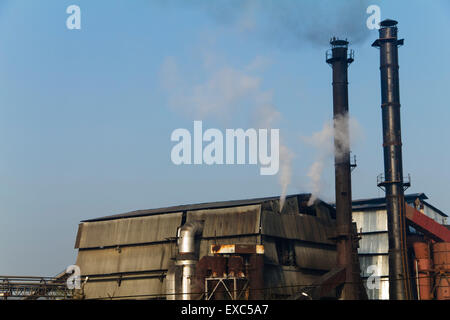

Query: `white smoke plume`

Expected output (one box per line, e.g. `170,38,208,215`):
303,114,363,206
253,103,293,210
279,144,294,210
160,56,261,120
160,54,295,209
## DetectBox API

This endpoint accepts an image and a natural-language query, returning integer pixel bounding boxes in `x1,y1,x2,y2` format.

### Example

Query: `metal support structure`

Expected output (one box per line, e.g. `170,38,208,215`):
0,276,73,300
372,19,412,300
204,277,249,300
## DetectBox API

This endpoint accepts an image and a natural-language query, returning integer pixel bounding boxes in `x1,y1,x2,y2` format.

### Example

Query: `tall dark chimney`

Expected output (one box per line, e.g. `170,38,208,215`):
372,19,412,300
326,38,360,299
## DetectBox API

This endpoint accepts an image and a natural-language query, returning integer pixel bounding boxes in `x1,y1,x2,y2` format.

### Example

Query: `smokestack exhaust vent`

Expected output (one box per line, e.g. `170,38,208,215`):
372,19,412,300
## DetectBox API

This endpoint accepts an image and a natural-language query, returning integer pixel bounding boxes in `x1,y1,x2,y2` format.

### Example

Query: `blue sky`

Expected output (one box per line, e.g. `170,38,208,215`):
0,0,449,276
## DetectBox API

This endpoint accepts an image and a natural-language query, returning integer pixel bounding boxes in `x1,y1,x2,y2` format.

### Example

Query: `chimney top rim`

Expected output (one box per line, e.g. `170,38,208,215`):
380,19,398,28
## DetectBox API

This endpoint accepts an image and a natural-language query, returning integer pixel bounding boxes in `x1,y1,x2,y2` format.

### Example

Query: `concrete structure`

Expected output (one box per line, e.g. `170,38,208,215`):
351,193,448,299
74,194,340,300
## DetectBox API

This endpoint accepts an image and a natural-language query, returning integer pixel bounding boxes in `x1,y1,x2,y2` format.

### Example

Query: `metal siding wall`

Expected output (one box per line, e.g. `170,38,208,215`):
423,205,447,225
315,205,333,220
294,245,336,270
353,209,387,233
359,255,389,277
75,199,340,300
76,243,174,275
262,238,279,265
261,212,335,245
76,213,182,249
362,277,389,300
359,252,389,300
358,233,389,254
279,197,299,215
83,278,165,300
353,209,390,299
186,205,261,237
281,267,320,297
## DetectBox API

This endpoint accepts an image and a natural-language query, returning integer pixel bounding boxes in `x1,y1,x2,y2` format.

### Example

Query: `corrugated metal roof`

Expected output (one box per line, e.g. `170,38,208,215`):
421,200,449,218
346,193,448,218
351,193,427,207
330,193,431,211
82,193,333,222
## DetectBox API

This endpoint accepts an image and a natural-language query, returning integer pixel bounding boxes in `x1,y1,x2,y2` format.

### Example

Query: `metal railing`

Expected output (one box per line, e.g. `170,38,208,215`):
0,275,73,300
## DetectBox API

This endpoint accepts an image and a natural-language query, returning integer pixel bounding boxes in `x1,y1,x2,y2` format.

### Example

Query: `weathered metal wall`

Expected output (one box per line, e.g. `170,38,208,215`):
186,205,261,237
83,277,165,300
263,265,329,298
294,244,337,270
75,196,339,300
260,212,335,245
76,243,174,275
262,237,336,270
359,255,389,299
353,208,389,299
75,213,182,249
358,233,389,254
353,209,388,233
75,212,182,299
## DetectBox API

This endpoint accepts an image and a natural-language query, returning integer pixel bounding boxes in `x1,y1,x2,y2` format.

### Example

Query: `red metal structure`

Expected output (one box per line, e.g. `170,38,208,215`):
405,205,450,242
406,204,450,300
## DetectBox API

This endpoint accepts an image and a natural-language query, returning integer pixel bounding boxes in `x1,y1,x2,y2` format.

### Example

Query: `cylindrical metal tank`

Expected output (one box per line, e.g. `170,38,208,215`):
176,259,197,300
432,242,450,300
413,242,433,300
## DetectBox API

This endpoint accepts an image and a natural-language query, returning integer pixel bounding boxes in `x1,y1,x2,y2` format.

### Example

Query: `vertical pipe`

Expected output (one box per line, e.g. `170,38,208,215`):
372,19,411,300
326,38,359,299
415,259,420,300
175,221,203,300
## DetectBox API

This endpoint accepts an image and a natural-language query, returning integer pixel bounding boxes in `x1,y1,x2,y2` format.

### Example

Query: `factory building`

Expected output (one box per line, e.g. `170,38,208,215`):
74,194,344,300
351,193,449,299
71,19,449,301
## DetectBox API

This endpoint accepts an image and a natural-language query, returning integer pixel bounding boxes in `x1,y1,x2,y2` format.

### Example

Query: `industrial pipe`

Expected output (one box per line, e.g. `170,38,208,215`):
166,221,203,300
177,221,203,255
372,19,412,300
326,38,361,300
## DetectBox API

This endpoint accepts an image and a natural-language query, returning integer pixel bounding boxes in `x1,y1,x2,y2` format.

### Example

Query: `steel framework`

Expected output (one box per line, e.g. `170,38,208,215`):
204,277,249,300
0,276,73,300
